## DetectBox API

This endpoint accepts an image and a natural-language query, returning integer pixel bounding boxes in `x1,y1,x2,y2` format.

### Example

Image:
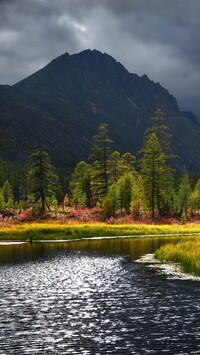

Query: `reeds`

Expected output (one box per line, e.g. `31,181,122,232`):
155,238,200,276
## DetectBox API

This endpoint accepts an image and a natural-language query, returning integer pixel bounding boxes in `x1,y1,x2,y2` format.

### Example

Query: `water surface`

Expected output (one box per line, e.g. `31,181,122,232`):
0,237,199,354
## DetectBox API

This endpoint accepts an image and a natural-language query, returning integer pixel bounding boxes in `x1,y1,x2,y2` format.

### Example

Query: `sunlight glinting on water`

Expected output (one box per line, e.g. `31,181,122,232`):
0,241,200,354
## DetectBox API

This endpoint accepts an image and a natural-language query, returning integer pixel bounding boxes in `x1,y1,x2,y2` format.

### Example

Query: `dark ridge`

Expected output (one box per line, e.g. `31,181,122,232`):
0,49,198,171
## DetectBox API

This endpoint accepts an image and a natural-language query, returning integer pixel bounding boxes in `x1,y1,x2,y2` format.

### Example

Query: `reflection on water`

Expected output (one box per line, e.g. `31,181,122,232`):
0,237,200,354
0,236,182,264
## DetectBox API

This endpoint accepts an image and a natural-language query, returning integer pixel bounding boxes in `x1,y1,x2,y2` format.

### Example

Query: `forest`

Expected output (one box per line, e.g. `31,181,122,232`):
0,109,199,223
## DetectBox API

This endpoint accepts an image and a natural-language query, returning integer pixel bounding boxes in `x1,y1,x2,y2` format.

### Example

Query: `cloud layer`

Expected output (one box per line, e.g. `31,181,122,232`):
1,0,200,115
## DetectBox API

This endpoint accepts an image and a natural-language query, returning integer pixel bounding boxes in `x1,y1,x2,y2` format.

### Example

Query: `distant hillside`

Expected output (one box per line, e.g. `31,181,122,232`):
0,49,200,171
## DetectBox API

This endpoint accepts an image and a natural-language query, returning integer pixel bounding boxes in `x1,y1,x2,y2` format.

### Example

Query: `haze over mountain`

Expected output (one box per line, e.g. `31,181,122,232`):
1,49,200,171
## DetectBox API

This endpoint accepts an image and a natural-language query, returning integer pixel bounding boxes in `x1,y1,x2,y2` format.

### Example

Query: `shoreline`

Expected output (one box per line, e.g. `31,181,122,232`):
0,227,199,277
0,231,200,244
1,222,200,241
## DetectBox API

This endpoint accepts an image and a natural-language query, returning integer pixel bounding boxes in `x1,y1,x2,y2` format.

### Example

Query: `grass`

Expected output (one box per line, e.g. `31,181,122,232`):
1,221,200,241
155,237,200,276
1,222,200,277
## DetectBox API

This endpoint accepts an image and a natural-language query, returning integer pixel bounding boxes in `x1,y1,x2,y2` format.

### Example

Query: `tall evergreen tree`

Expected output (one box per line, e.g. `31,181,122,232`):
109,151,122,185
120,152,136,175
2,180,14,207
10,164,28,203
102,183,119,219
28,147,58,213
178,170,191,216
69,161,92,207
140,109,175,216
140,133,165,217
117,173,135,214
146,109,172,154
131,174,146,217
190,178,200,213
0,189,5,211
90,123,113,201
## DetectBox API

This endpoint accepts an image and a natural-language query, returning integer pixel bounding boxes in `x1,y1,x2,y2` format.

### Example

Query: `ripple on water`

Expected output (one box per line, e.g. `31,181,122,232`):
0,250,199,354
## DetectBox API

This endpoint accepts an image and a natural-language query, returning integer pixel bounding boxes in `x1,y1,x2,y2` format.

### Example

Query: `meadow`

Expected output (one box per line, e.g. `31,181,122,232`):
1,221,200,241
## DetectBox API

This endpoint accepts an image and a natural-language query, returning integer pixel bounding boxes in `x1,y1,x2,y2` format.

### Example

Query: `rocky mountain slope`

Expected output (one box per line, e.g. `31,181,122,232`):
0,49,200,171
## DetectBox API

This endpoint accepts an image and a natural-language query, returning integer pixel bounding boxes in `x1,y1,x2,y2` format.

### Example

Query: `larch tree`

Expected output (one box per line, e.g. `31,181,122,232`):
117,172,135,214
120,152,136,175
178,170,191,216
28,147,58,213
190,178,200,214
69,161,92,207
140,132,166,217
2,180,14,207
141,109,175,216
146,109,172,154
109,151,122,185
89,123,113,201
131,174,146,217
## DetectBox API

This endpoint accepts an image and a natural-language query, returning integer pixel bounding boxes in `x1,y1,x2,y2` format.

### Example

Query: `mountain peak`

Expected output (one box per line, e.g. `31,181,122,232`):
7,49,199,171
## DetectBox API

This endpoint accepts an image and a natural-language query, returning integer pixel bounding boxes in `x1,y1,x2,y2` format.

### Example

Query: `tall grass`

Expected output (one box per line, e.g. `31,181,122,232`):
1,222,200,241
155,238,200,276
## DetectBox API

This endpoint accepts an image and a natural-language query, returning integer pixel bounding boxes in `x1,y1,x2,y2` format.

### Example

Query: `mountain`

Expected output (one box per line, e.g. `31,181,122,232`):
1,49,200,171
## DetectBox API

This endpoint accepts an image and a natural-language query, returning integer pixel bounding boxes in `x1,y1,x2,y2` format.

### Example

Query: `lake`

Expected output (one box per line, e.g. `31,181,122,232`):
0,237,199,354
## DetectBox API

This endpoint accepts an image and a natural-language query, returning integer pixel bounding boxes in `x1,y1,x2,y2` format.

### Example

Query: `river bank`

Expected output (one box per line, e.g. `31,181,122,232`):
0,221,200,241
155,237,200,276
0,222,200,276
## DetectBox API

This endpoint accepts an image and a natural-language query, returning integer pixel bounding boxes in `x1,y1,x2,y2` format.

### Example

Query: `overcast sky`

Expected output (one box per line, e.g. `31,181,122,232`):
1,0,200,116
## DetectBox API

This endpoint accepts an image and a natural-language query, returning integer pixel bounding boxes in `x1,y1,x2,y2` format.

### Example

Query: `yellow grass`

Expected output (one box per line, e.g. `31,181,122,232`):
1,221,200,241
155,237,200,276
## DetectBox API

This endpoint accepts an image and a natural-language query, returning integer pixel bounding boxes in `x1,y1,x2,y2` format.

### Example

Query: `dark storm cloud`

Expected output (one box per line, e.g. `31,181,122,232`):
0,0,200,115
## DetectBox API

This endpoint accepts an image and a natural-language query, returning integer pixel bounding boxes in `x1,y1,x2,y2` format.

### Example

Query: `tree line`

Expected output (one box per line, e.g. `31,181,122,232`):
69,109,198,220
0,108,198,219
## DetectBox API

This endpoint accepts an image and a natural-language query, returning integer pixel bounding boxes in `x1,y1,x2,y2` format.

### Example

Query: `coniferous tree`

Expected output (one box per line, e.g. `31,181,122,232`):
28,148,58,213
109,151,122,185
140,132,165,217
90,123,113,201
69,161,92,207
120,152,136,175
131,174,146,217
10,163,28,203
148,109,175,214
2,180,14,208
117,172,135,214
178,170,191,216
0,189,5,211
102,183,119,219
147,109,172,154
190,178,200,214
140,109,175,216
